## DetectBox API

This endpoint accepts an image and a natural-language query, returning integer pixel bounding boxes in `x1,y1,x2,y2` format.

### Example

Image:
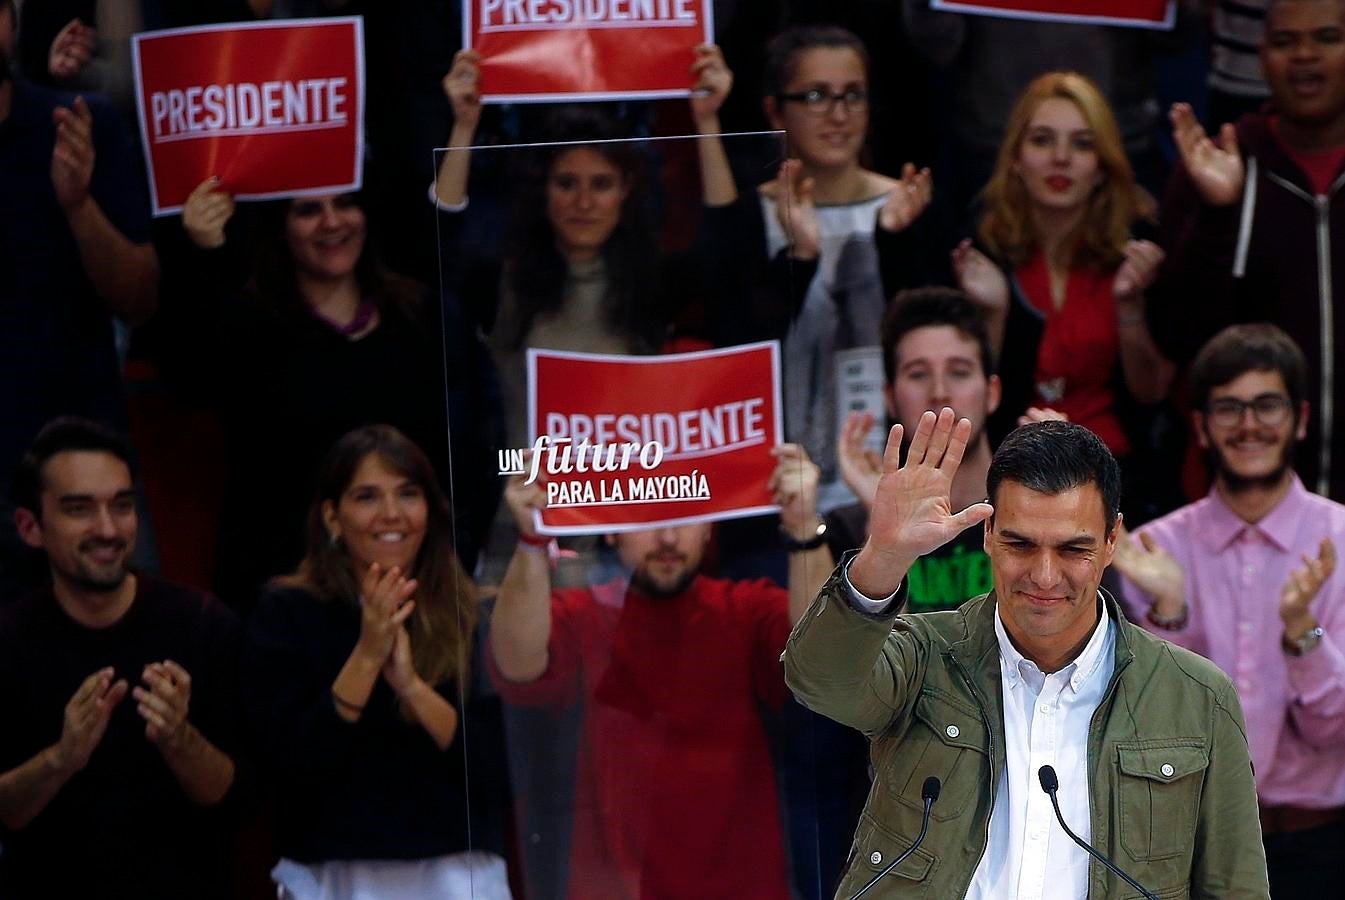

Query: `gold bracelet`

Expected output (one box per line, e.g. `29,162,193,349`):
331,690,365,713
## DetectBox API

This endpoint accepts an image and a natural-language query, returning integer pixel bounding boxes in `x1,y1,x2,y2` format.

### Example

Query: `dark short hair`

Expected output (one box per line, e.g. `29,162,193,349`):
1264,0,1345,29
986,421,1121,532
1189,323,1308,412
11,418,134,518
881,287,996,384
763,25,870,98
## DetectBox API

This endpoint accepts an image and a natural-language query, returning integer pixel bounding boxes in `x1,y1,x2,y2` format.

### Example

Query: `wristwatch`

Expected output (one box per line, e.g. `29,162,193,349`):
1283,625,1325,657
781,519,828,552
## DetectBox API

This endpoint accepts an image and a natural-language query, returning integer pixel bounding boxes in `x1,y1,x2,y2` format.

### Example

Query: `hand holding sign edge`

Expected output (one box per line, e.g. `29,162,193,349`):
846,408,994,601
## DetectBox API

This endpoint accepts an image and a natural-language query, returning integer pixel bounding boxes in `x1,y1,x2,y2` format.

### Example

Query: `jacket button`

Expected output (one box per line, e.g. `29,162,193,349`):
1161,763,1175,777
870,851,882,865
946,725,960,738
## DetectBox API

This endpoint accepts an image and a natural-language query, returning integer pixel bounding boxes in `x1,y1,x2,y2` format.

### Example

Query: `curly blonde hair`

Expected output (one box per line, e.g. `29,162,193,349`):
978,71,1154,271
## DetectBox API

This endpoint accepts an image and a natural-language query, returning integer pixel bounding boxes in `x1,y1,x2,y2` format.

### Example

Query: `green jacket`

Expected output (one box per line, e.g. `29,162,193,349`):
783,562,1270,899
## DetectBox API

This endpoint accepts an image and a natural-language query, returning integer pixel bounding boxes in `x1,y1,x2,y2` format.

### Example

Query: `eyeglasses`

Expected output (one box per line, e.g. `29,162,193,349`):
1205,394,1293,427
778,87,868,117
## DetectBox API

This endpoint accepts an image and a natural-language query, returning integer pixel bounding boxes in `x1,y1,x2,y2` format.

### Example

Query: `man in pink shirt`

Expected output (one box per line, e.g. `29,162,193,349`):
1115,323,1345,899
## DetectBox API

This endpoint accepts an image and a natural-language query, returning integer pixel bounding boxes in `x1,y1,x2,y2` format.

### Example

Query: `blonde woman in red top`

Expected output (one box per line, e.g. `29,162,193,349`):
955,71,1174,457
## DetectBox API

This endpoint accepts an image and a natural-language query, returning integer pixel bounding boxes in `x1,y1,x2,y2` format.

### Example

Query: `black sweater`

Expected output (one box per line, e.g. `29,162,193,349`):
0,576,242,899
242,585,506,863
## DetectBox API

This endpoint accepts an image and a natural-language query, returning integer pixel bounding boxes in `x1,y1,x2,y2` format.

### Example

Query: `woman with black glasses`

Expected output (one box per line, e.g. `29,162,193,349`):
693,26,930,515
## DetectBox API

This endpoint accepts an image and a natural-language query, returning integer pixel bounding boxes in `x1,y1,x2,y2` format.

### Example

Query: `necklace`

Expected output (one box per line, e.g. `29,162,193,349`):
310,298,377,337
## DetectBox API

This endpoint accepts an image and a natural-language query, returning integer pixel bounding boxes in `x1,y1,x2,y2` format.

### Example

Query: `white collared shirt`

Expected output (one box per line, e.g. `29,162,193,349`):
964,600,1116,900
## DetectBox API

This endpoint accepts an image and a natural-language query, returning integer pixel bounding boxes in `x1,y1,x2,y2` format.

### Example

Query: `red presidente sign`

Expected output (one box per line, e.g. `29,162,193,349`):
515,343,782,534
132,18,365,216
465,0,713,102
929,0,1174,27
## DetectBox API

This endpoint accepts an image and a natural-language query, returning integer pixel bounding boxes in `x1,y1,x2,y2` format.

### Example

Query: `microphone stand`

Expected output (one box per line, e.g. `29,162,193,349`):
1039,766,1159,900
849,777,940,900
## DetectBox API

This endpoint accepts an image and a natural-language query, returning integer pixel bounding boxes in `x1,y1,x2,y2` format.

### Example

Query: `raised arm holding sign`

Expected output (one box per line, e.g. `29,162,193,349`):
487,439,826,899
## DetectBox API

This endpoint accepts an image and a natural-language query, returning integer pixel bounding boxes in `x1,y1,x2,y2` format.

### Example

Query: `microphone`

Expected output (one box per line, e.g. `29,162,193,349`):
1037,766,1159,900
848,776,941,900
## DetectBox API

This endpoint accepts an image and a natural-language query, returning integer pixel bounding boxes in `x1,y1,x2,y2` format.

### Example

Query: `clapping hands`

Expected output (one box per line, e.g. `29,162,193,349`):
134,661,194,751
51,97,96,215
48,19,97,82
878,163,933,234
1280,538,1336,637
1112,240,1165,301
1171,103,1244,207
1111,525,1185,619
51,668,127,775
773,159,821,260
356,563,420,696
838,411,883,511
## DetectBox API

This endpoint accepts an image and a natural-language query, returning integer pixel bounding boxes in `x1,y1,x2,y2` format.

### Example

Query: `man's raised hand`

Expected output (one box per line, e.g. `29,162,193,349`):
51,97,96,214
1111,525,1185,620
847,408,994,599
1171,103,1244,206
1280,537,1336,639
837,411,882,511
134,661,193,751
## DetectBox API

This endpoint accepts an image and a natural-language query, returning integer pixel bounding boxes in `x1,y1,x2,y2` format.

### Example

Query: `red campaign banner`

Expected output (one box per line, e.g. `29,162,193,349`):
131,19,365,216
465,0,713,102
518,343,783,534
930,0,1174,27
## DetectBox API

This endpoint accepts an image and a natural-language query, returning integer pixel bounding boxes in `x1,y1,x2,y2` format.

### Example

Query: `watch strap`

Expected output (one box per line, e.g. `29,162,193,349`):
781,519,827,552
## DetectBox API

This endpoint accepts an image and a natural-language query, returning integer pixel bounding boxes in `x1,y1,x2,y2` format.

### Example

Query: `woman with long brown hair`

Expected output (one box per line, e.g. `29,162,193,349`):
242,425,509,899
166,183,500,609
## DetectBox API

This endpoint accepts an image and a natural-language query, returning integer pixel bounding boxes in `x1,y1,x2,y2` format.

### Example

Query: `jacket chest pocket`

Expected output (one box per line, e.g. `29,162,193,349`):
883,690,988,822
1116,742,1208,862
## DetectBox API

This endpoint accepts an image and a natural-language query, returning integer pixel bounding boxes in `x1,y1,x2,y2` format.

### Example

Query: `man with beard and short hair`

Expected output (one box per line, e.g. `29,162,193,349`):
1114,324,1345,898
0,418,241,899
487,444,830,899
